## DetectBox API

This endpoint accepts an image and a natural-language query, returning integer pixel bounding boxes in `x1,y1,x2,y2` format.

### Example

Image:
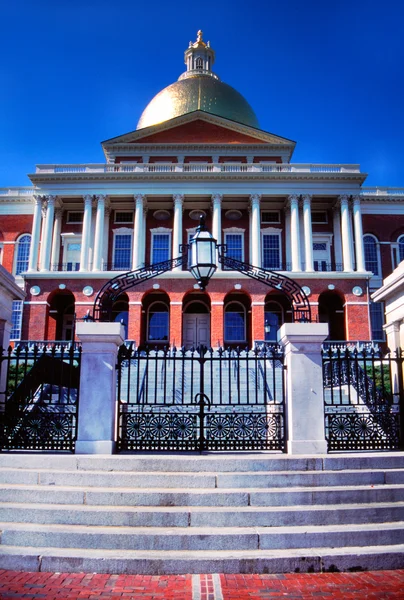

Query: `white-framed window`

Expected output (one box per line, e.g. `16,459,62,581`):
224,228,244,266
151,228,172,264
0,241,3,265
311,211,328,224
363,234,381,276
61,233,81,271
114,211,134,224
262,230,282,270
112,228,133,271
14,234,31,275
370,302,385,341
261,211,280,224
396,235,404,267
187,228,197,268
10,300,23,341
224,301,246,342
147,301,169,341
67,211,83,224
312,234,332,272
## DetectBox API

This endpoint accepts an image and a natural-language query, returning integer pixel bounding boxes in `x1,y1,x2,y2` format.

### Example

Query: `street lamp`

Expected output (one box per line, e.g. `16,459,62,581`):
189,215,217,290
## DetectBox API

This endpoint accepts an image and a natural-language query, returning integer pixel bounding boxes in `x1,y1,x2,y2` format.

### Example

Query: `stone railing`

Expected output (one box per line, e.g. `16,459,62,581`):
34,163,362,175
361,187,404,196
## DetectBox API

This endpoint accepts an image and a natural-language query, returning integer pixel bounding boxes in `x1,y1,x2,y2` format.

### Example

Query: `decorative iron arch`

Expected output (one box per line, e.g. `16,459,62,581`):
92,251,311,323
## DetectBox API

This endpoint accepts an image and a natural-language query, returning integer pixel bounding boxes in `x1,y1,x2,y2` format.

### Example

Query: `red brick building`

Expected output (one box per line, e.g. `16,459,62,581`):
1,31,404,347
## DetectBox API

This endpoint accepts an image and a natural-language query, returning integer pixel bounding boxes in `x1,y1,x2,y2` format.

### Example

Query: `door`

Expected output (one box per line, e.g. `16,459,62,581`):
183,314,210,348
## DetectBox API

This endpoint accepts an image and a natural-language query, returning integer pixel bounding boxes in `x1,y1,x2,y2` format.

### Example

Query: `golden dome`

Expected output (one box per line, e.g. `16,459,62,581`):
136,31,259,130
137,75,259,130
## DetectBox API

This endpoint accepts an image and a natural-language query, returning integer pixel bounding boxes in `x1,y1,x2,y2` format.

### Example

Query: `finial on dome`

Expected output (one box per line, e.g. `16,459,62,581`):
197,29,203,43
181,30,217,80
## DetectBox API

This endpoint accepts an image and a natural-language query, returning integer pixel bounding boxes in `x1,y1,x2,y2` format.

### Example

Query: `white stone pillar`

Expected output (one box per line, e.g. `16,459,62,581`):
340,195,354,272
132,194,145,270
75,322,125,454
212,193,222,270
40,195,55,271
250,194,261,267
103,203,110,269
289,194,302,271
50,208,63,270
28,195,43,272
302,194,314,272
353,195,366,272
332,206,343,271
172,194,184,271
93,194,106,271
279,322,329,454
284,205,291,270
79,194,93,272
38,203,47,269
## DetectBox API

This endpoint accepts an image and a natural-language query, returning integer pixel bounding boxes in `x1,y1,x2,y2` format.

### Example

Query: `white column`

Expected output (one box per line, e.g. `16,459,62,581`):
332,206,343,270
340,195,354,272
141,206,147,266
302,194,314,272
132,194,145,270
38,203,47,269
50,208,63,270
284,205,291,270
40,195,55,271
250,194,261,267
79,194,93,272
103,203,110,269
75,322,125,454
353,195,366,272
212,193,222,270
28,195,43,272
279,322,329,454
93,194,106,271
172,194,184,271
289,194,302,271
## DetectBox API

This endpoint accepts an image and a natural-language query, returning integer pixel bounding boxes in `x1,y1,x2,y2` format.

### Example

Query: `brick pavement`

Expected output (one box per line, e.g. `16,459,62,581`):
0,570,404,599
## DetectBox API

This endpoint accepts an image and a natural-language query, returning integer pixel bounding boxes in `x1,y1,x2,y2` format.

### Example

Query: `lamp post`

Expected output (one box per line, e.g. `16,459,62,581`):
188,215,218,290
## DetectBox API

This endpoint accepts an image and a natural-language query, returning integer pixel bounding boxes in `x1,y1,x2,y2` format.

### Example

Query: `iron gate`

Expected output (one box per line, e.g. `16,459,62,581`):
322,343,404,452
117,344,286,452
0,342,81,452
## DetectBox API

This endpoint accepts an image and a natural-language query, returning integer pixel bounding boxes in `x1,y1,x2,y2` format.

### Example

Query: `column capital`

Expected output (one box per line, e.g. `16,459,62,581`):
45,194,56,206
134,193,145,206
302,194,312,206
338,194,350,206
83,194,93,206
212,193,223,205
287,194,299,206
33,194,43,206
95,194,106,204
352,194,361,206
173,194,184,206
250,193,261,205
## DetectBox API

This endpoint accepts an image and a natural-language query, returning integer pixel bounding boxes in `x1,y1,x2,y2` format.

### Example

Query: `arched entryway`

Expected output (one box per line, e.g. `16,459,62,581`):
318,290,345,340
141,291,170,347
264,293,293,342
48,290,76,341
111,293,129,339
223,292,251,348
182,293,211,349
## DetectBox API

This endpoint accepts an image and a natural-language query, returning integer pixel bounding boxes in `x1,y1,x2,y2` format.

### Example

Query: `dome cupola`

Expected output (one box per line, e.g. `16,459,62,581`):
136,31,259,130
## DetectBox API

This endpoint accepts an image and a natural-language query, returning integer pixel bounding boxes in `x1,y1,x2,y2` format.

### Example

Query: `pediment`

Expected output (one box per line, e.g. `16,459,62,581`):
102,111,295,148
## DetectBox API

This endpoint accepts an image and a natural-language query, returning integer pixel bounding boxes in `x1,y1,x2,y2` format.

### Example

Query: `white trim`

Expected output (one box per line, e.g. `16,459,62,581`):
363,233,382,279
343,301,371,306
112,227,133,270
261,230,282,270
312,233,333,271
170,301,182,305
13,233,32,276
151,229,172,264
211,301,224,305
61,233,82,271
252,302,265,306
224,230,245,263
23,301,50,305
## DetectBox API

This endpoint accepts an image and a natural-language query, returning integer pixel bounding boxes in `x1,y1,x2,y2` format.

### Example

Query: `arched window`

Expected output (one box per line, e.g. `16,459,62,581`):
15,234,31,275
148,302,169,341
224,302,246,342
397,235,404,264
363,234,380,276
195,57,203,70
264,301,284,342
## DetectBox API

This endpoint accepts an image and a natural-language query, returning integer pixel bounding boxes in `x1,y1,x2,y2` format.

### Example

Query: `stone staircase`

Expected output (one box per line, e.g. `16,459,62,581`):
0,453,403,574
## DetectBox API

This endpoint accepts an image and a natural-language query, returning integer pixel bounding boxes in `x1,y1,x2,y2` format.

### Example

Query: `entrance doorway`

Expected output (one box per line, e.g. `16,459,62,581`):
183,299,210,349
318,291,345,340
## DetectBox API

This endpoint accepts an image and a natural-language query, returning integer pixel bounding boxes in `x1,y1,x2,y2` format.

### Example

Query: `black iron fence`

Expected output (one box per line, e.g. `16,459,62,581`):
0,342,81,452
322,344,404,451
117,344,286,452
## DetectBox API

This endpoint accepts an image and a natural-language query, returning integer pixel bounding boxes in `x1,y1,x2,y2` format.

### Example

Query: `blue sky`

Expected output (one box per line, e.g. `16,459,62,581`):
0,0,403,188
